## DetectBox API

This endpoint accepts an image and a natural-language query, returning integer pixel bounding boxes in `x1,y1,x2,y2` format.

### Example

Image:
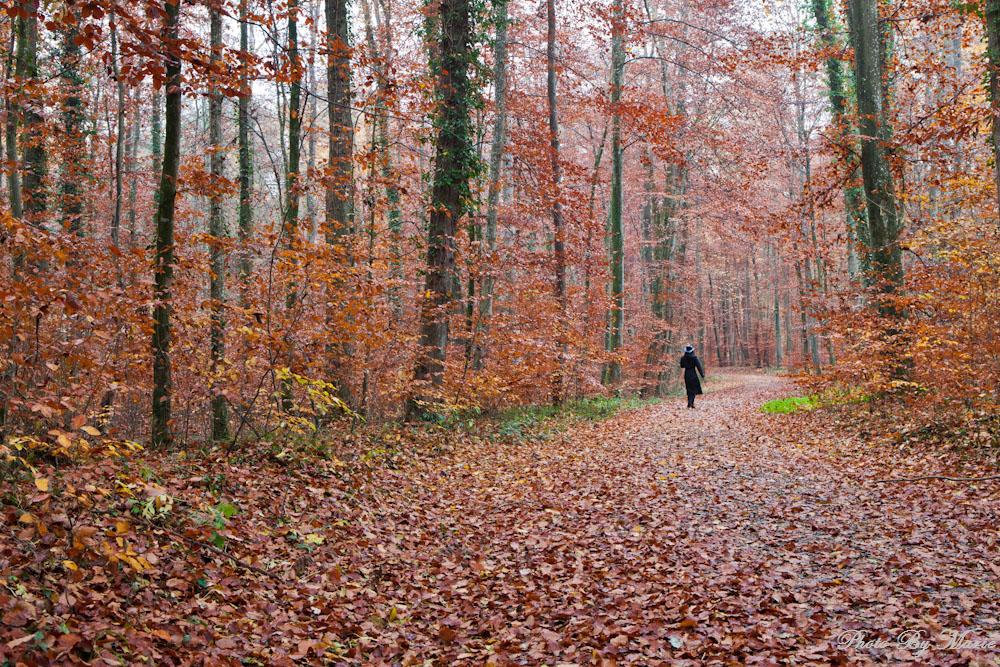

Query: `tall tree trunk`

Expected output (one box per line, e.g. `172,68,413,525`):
281,0,303,411
325,0,355,405
846,0,903,299
411,0,475,410
812,0,866,277
472,0,508,370
546,0,567,402
125,90,141,246
5,25,22,222
152,0,183,448
985,0,1000,223
60,8,85,235
306,0,319,243
208,0,229,441
16,0,46,225
326,0,354,239
110,16,125,246
604,0,625,386
151,85,162,176
237,0,254,300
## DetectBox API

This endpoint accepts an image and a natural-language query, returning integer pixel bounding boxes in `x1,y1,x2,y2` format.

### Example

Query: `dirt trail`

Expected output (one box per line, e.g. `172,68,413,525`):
341,372,1000,665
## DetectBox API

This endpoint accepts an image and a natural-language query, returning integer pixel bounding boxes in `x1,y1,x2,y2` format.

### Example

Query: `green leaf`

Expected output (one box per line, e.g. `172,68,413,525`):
215,501,239,518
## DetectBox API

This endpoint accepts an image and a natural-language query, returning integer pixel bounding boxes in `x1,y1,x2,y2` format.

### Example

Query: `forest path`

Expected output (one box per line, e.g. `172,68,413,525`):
338,371,1000,665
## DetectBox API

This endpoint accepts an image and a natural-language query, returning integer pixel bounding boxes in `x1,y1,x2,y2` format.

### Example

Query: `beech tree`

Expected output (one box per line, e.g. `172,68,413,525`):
846,0,903,296
151,0,183,447
208,0,228,441
412,0,476,409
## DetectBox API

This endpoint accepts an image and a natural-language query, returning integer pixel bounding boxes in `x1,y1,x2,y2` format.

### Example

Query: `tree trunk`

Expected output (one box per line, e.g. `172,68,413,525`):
846,0,903,298
473,0,508,370
5,23,22,222
326,0,354,239
16,0,46,225
281,0,303,412
151,0,183,448
60,8,85,235
812,0,866,277
125,90,141,246
237,0,254,300
546,0,567,402
985,0,1000,223
208,0,229,441
411,0,475,410
325,0,355,405
604,0,625,386
110,16,125,246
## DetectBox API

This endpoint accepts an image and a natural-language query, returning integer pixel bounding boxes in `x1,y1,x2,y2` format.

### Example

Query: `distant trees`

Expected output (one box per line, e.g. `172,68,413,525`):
1,0,994,446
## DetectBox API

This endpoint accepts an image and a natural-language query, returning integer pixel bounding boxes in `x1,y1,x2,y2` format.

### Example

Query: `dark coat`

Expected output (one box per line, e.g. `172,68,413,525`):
679,351,705,395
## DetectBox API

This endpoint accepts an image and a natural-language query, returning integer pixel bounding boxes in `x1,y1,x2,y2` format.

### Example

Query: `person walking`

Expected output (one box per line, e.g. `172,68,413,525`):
679,344,706,409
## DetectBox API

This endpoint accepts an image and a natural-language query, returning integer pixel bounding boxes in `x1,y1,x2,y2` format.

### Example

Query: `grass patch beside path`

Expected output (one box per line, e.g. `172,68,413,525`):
497,395,660,440
761,395,818,414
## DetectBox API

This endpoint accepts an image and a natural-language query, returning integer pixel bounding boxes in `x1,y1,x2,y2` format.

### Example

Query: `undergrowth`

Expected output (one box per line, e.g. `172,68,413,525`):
496,395,660,440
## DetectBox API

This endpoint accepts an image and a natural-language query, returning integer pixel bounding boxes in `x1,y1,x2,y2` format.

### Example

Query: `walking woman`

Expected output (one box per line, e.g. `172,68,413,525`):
679,344,706,408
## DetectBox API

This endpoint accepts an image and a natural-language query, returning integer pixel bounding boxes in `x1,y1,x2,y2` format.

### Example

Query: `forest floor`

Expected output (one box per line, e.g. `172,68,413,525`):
3,372,1000,666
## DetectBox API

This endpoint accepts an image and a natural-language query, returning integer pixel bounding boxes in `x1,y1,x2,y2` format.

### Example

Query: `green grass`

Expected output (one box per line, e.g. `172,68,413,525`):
497,395,660,440
760,395,818,414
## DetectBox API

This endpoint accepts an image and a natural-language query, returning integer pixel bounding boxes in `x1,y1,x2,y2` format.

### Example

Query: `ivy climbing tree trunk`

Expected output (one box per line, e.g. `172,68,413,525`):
812,0,865,277
208,0,229,441
546,0,567,402
60,7,85,235
411,0,476,413
16,0,46,226
846,0,903,299
151,0,183,448
604,0,625,386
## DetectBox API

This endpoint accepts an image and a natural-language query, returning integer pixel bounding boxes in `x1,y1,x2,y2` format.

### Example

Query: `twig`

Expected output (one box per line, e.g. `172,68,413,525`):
875,475,1000,483
153,521,284,581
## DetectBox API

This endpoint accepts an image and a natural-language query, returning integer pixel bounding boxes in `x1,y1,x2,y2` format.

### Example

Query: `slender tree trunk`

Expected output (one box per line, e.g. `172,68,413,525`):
110,16,125,246
985,0,1000,223
125,91,141,246
411,0,475,411
546,0,567,402
281,0,303,411
473,0,508,370
151,0,183,448
237,0,254,300
208,0,229,441
151,86,162,173
605,0,625,386
306,0,319,243
5,26,22,222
